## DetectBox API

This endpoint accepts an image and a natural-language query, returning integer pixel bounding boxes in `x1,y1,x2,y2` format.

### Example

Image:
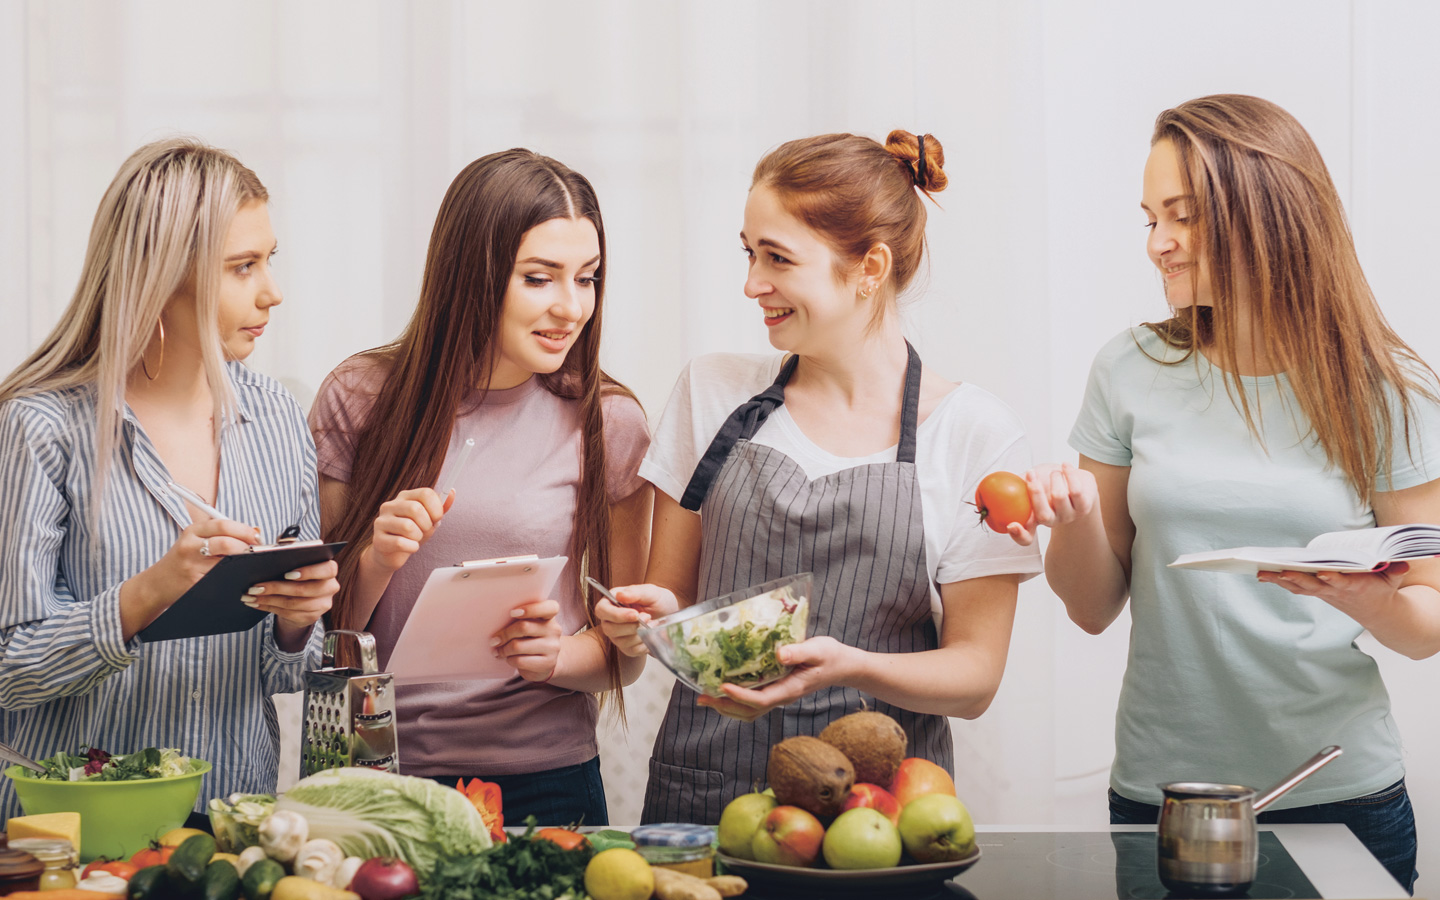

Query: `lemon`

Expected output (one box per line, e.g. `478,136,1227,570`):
584,848,654,900
159,826,209,847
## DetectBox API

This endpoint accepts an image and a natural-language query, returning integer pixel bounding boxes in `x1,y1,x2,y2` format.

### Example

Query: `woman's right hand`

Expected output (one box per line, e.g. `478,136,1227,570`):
594,584,680,657
367,488,454,572
132,518,261,606
1007,462,1100,547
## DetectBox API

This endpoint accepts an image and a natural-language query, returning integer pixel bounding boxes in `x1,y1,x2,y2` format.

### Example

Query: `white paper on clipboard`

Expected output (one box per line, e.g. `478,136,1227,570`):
387,555,568,685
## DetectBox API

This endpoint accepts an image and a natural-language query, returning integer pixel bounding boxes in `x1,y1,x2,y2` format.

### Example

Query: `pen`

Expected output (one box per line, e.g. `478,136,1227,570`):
167,481,228,521
439,437,476,497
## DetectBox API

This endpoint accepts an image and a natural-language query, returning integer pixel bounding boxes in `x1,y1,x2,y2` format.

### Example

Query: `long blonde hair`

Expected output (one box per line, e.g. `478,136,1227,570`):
0,137,268,507
1145,94,1436,502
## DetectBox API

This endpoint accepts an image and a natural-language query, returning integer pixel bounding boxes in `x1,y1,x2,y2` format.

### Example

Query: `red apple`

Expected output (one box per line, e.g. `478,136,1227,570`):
841,783,903,825
751,805,825,867
888,757,956,808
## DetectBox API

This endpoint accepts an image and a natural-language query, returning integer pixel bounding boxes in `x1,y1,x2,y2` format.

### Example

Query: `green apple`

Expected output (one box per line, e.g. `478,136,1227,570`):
718,792,778,860
897,793,975,862
823,807,903,869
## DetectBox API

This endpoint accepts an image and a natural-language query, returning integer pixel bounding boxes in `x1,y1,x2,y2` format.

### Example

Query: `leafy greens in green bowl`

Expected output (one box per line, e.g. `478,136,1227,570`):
639,573,812,696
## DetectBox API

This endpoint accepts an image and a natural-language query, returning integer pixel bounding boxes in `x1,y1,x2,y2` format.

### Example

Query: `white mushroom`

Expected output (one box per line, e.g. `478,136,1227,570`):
258,809,310,864
295,838,345,884
332,856,364,890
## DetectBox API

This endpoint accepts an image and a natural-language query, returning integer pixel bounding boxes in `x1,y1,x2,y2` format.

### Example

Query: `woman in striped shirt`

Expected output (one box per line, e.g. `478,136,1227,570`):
0,138,335,817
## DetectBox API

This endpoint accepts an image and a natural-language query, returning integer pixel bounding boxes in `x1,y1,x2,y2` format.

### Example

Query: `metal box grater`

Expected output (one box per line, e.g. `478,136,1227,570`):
300,629,399,778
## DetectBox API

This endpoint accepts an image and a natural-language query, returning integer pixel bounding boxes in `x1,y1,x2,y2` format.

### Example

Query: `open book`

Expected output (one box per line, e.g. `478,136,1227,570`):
1169,524,1440,575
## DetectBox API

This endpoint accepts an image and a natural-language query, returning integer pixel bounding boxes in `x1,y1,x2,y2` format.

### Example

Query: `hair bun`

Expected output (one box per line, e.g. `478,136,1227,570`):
885,130,948,193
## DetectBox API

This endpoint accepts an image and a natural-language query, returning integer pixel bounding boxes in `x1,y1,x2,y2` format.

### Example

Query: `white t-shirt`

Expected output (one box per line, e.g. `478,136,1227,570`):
1071,327,1440,808
640,353,1043,623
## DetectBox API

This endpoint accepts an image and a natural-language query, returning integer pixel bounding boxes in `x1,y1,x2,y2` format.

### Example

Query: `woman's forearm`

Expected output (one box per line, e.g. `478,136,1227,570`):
548,629,623,692
840,644,1008,720
343,546,395,630
1044,510,1130,634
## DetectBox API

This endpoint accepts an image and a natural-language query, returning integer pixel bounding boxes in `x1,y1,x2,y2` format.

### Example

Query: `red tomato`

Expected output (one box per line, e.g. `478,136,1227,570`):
534,828,590,851
974,471,1032,534
82,859,139,880
129,844,175,868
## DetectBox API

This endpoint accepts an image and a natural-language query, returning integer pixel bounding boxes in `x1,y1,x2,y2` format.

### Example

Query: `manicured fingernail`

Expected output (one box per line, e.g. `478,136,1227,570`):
248,586,265,596
489,637,501,647
284,571,302,580
241,597,260,608
511,608,525,617
492,650,500,658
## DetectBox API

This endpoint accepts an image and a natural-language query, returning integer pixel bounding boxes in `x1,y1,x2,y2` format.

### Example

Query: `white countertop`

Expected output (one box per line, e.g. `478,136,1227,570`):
976,824,1409,899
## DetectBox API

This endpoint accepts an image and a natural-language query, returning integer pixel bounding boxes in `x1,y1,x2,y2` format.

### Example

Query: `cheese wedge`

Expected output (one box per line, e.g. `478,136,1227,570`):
6,811,81,855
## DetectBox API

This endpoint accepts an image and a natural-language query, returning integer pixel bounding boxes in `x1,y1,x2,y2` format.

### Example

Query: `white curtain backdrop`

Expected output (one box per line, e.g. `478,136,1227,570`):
5,0,1440,888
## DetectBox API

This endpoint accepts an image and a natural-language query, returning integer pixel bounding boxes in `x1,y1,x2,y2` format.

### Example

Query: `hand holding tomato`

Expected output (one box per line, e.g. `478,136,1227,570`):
1005,463,1099,546
974,471,1034,534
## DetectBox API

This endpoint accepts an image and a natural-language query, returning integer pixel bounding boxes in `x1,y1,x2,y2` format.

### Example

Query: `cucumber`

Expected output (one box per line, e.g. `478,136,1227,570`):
202,858,243,900
242,857,286,900
167,832,219,893
127,865,169,899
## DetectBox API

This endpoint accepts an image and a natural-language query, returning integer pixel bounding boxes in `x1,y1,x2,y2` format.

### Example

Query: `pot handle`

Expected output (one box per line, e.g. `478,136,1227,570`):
1252,745,1343,813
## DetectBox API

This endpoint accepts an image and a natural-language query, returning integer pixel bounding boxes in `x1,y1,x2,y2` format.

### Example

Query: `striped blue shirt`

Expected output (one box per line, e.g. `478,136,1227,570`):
0,362,322,818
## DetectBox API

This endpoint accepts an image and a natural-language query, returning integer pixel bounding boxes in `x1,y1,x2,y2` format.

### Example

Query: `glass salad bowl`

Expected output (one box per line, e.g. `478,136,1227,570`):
638,573,813,697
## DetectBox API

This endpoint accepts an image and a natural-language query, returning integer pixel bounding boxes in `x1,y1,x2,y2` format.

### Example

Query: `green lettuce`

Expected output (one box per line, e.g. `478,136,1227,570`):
275,768,492,881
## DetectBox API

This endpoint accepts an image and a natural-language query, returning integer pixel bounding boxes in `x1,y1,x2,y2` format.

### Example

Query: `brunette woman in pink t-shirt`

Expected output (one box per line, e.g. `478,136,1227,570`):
308,149,652,826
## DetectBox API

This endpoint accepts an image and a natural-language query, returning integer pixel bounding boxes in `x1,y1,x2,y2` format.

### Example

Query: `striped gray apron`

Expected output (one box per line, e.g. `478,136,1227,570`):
641,342,951,824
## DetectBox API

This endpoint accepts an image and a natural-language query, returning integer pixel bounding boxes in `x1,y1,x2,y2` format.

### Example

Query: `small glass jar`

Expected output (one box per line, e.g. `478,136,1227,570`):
6,839,76,892
631,823,716,879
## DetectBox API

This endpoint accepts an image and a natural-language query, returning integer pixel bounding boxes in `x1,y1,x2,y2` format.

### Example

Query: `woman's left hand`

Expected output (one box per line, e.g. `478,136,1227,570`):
491,599,563,683
696,637,857,722
1257,562,1410,620
246,560,338,632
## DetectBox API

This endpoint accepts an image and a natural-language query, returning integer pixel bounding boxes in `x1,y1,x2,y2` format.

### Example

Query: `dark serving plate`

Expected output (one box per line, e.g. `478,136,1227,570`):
717,845,981,897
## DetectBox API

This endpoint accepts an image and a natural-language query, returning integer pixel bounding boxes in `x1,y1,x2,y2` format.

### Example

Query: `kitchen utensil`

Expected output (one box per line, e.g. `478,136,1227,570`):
1156,745,1343,896
638,572,813,697
585,576,621,606
4,759,211,862
300,629,399,778
0,740,45,774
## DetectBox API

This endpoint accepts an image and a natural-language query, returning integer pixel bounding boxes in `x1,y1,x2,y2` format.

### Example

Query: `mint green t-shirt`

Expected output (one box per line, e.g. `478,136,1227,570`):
1070,327,1440,808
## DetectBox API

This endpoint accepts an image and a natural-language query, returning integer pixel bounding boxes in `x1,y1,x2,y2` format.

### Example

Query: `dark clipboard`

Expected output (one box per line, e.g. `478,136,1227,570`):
138,541,346,643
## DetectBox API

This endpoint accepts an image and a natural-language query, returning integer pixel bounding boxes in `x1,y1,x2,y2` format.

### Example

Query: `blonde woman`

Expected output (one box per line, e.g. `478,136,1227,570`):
0,139,335,818
1015,95,1440,891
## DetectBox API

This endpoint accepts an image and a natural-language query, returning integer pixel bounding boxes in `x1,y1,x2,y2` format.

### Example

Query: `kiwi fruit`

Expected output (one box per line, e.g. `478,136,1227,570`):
767,735,855,818
819,710,908,787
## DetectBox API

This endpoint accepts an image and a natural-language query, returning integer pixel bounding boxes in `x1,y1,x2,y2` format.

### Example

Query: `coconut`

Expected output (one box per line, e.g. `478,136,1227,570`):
767,736,855,819
819,710,908,787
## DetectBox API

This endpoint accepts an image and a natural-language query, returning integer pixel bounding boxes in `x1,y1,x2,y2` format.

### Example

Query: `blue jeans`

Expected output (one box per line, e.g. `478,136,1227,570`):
423,755,609,828
1109,779,1418,895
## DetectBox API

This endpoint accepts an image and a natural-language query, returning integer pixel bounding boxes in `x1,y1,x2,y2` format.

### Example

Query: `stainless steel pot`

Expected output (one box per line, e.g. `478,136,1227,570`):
1156,745,1343,896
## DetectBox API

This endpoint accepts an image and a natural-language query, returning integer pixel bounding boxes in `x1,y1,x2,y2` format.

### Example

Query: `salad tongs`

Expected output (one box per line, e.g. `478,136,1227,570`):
0,738,45,773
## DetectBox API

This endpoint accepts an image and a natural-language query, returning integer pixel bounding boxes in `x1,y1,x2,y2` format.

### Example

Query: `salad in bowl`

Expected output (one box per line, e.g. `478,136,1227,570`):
639,573,813,696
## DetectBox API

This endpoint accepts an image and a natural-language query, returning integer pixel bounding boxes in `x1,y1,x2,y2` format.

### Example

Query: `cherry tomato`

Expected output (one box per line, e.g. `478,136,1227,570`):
534,828,590,851
975,471,1033,534
129,844,175,868
83,859,139,880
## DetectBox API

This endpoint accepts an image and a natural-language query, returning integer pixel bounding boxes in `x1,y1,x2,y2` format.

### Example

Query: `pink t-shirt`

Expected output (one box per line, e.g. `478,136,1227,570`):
308,356,650,775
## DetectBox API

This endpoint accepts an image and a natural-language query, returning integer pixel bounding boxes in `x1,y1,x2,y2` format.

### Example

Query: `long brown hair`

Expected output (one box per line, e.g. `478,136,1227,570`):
323,148,633,703
1145,94,1436,501
752,130,947,326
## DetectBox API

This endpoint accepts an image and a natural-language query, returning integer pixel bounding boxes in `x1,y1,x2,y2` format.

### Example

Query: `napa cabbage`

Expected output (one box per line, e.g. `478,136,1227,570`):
274,767,491,881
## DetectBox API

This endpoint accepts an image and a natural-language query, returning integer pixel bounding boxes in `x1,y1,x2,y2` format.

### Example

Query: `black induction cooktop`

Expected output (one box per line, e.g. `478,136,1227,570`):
740,831,1318,900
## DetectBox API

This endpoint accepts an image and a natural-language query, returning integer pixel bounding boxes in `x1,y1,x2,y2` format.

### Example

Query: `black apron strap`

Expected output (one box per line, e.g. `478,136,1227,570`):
897,340,922,464
679,354,799,511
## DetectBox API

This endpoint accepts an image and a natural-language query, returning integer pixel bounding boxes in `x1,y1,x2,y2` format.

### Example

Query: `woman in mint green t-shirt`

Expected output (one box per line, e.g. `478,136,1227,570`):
1014,95,1440,893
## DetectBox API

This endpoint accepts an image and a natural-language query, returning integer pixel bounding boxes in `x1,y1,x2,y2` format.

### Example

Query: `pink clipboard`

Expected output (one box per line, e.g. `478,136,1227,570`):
387,554,568,685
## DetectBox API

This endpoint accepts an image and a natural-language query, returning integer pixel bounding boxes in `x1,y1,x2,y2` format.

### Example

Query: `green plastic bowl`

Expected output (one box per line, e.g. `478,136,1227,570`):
5,759,211,862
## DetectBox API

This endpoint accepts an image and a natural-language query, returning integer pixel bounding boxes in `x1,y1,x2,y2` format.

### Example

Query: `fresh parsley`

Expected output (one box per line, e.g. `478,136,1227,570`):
420,818,594,900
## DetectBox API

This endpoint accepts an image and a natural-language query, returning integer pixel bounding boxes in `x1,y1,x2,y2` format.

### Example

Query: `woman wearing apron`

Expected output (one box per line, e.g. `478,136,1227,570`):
598,131,1043,824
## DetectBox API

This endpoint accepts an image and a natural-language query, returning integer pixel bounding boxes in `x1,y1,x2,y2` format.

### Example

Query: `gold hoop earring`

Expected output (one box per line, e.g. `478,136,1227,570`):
141,319,165,381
